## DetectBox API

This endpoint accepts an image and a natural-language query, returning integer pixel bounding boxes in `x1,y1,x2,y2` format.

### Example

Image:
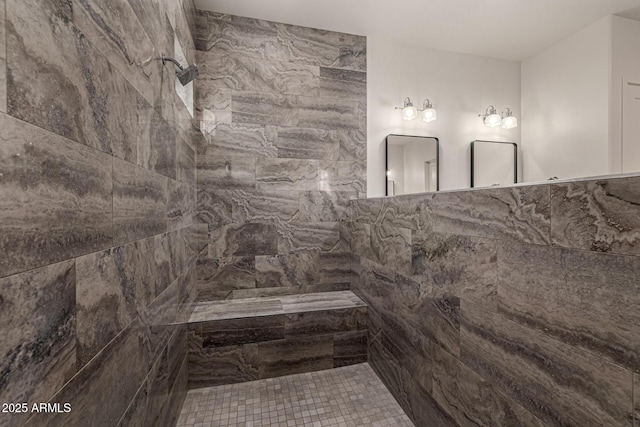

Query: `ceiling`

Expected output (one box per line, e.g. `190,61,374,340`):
194,0,640,61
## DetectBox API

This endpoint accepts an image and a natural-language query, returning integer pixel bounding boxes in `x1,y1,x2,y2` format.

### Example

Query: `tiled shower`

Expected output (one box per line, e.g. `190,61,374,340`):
0,1,638,427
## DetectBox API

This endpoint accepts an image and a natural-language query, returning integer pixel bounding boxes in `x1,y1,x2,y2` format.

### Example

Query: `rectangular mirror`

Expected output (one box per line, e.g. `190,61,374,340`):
471,140,518,188
386,135,439,196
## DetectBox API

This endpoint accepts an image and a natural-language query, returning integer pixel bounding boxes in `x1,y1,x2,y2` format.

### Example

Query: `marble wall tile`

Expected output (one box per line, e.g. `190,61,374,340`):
412,231,497,311
432,345,544,427
6,0,138,162
231,189,300,223
255,253,320,288
333,330,367,367
275,127,339,160
551,178,640,256
284,307,367,337
275,23,340,68
137,96,178,180
189,342,259,388
256,158,319,191
197,48,319,95
141,276,179,355
428,184,551,245
398,366,458,427
208,223,279,258
200,122,277,157
116,378,149,427
635,373,639,426
197,154,256,190
195,87,232,128
70,0,161,105
143,347,172,427
352,258,396,314
113,157,168,245
0,113,113,278
461,300,634,426
126,0,171,56
497,240,640,372
297,96,359,130
154,230,187,295
319,161,366,193
258,335,334,379
337,130,367,162
177,137,196,185
351,222,373,259
319,67,366,99
0,0,6,113
337,33,366,72
318,252,357,286
370,223,412,275
25,319,151,427
196,256,256,297
379,195,430,230
198,316,285,347
368,338,402,398
197,189,234,226
232,92,299,127
299,191,355,222
277,222,341,253
0,261,76,426
167,179,195,232
76,238,156,366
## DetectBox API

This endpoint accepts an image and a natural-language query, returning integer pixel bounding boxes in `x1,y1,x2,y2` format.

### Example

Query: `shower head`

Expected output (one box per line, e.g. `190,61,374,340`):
176,64,199,85
161,53,199,86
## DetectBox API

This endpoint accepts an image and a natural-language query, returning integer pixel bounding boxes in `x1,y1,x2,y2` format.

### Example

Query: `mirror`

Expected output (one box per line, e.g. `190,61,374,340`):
471,140,518,188
385,135,439,196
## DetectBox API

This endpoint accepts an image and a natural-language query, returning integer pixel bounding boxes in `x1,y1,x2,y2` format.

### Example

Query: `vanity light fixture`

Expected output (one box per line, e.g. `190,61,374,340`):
420,99,437,123
395,97,418,121
479,105,502,127
501,108,518,129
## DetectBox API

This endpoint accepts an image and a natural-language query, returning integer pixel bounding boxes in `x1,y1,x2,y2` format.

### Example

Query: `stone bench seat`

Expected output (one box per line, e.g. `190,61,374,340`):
187,291,369,388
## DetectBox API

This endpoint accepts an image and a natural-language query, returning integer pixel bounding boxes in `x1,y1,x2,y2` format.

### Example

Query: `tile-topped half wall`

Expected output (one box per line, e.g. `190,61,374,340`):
193,11,367,301
0,0,203,425
349,175,640,427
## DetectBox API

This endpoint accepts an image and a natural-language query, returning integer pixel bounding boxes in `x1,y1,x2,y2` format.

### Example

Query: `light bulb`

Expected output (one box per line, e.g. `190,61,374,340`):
501,115,518,129
403,106,418,121
484,113,502,127
422,108,437,123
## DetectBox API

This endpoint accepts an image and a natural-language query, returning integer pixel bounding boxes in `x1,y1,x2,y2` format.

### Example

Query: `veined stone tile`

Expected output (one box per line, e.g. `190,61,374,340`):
190,297,283,322
76,238,156,367
116,377,148,427
299,191,355,222
196,189,233,226
141,277,179,355
275,127,339,160
231,189,300,223
177,136,196,186
635,373,639,426
70,0,161,105
369,336,402,398
6,0,138,162
256,158,319,191
319,67,366,99
137,95,178,180
370,223,412,275
319,161,366,193
172,0,196,65
126,0,172,56
196,256,256,295
352,198,384,223
197,155,256,190
24,319,151,427
275,23,340,68
188,343,259,388
155,230,188,296
255,253,320,288
0,0,6,113
432,345,544,427
337,33,366,72
351,222,372,260
113,157,168,246
198,316,285,347
429,184,551,245
0,113,113,278
195,87,232,131
258,335,334,379
200,122,277,157
412,231,498,311
337,129,366,162
551,177,640,256
298,96,359,130
398,365,458,427
461,300,634,426
281,291,366,314
353,258,396,314
196,47,319,95
277,222,341,253
318,252,356,286
143,346,171,427
379,195,430,230
284,308,367,337
0,261,76,426
333,330,367,367
167,179,195,232
498,240,640,372
208,223,278,258
194,11,287,61
232,91,299,127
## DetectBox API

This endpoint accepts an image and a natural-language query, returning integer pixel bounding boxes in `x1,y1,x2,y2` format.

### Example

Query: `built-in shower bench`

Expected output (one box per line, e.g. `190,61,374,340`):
186,290,369,388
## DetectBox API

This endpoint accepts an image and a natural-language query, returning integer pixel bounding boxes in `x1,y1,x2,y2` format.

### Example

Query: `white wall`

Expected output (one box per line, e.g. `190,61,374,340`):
611,16,640,173
521,16,612,182
367,38,521,196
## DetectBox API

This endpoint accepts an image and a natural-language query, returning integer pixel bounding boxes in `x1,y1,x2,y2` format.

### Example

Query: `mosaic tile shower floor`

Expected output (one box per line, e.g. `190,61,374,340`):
176,363,414,427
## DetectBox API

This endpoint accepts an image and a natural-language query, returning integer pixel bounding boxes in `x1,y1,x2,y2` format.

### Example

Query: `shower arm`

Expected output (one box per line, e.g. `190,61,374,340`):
161,53,185,71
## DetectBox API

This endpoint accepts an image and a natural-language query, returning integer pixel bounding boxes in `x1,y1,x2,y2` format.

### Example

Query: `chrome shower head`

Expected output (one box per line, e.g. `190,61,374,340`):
161,53,199,86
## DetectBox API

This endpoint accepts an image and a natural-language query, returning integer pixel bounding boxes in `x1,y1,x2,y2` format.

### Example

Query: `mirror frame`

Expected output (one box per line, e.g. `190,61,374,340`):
385,134,440,196
470,140,518,188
